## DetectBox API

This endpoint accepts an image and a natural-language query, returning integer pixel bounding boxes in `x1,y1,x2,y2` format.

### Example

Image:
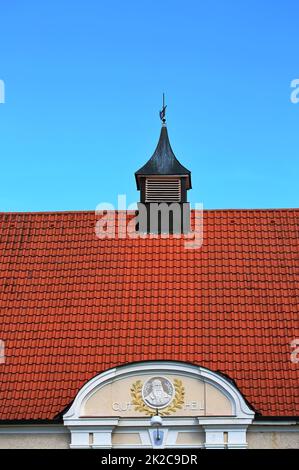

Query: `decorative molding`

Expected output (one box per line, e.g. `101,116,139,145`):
63,361,255,448
64,361,254,421
248,424,299,433
130,378,185,416
1,422,298,449
202,424,250,449
0,425,67,435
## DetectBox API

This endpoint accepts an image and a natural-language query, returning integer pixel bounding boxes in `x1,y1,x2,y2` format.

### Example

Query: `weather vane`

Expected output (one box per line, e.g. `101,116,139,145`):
159,93,167,123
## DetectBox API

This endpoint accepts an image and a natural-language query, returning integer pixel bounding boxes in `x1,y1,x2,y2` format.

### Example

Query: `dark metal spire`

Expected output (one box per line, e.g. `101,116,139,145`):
159,93,167,124
135,98,192,190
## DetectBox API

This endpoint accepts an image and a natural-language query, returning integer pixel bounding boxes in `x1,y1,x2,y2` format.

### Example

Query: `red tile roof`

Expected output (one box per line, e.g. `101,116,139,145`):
0,209,298,420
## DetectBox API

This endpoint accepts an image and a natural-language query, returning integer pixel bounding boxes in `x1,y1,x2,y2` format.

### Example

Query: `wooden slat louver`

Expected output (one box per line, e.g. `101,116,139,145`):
145,178,181,202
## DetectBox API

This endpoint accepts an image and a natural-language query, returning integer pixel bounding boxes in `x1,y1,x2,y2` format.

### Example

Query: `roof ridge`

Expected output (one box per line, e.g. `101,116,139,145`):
0,208,298,216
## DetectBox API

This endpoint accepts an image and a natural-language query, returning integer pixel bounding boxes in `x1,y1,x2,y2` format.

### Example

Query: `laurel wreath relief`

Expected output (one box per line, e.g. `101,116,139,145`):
130,379,185,416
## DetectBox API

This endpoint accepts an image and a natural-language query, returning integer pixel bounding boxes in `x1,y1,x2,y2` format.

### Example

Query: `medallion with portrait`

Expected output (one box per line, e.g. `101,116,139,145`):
142,376,175,409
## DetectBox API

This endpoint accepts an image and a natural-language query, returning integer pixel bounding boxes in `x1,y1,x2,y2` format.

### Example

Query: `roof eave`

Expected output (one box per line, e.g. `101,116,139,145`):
135,172,192,190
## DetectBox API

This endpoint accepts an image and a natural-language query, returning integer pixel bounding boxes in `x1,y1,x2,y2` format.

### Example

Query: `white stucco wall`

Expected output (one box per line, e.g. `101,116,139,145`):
0,426,70,449
247,426,299,449
0,425,298,449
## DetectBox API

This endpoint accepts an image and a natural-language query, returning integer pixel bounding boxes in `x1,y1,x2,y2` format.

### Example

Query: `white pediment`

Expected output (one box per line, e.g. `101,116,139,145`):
64,361,254,448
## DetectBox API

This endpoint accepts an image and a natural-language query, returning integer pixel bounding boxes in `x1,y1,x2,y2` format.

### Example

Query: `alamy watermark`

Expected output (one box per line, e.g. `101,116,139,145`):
0,79,5,104
290,338,299,364
0,340,5,364
290,78,299,104
95,195,203,250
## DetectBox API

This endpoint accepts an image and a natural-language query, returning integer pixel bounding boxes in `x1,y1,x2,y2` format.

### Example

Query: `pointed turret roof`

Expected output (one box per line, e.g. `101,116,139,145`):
135,123,192,189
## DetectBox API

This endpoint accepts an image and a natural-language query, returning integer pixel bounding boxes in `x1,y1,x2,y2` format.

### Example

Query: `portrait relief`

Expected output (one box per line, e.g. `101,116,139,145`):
142,376,175,409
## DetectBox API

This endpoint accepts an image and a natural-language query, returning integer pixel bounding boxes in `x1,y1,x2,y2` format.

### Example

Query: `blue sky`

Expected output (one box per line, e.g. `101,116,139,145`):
0,0,298,211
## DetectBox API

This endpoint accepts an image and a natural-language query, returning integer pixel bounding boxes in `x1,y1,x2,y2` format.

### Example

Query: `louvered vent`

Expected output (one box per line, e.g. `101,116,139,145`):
145,178,181,202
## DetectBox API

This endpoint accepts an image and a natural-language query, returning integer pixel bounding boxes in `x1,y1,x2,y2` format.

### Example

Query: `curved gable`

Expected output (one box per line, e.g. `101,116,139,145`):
64,361,254,448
